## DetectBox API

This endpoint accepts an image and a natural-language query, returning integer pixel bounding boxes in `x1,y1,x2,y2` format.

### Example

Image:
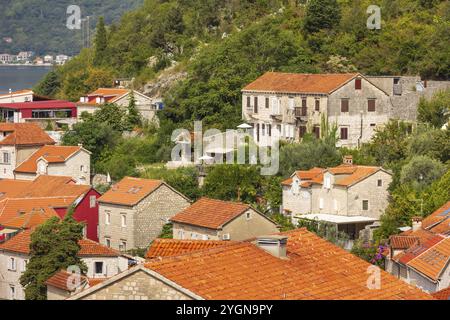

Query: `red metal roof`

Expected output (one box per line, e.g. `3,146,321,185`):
0,100,76,110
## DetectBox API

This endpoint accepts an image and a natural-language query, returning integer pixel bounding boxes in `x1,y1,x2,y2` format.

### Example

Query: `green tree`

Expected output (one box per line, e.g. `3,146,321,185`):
304,0,341,33
20,210,87,300
33,70,61,98
400,155,446,191
418,89,450,128
93,16,108,66
126,92,142,130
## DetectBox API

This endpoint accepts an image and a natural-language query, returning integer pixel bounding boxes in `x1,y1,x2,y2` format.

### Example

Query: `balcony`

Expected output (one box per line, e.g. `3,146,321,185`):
294,107,308,118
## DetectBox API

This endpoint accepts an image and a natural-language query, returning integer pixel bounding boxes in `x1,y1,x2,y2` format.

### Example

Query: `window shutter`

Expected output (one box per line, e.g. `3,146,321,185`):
368,99,376,112
355,78,362,90
341,99,349,112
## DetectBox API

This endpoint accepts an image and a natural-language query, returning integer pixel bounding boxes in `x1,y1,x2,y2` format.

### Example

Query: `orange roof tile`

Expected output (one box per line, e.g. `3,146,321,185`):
0,179,32,200
282,168,324,186
145,239,233,259
1,205,59,229
0,230,118,256
432,287,450,300
396,234,445,265
243,72,359,94
170,198,250,230
0,123,55,146
88,88,129,97
15,145,82,173
0,89,33,98
78,239,119,257
45,270,88,292
144,228,432,300
389,235,420,250
98,177,164,206
407,237,450,281
14,175,89,199
422,202,450,235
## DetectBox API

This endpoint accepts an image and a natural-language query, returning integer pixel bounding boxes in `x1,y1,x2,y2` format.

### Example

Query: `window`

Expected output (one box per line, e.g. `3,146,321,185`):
254,96,258,114
302,98,307,108
178,230,185,240
299,126,307,139
368,99,376,112
80,165,84,172
313,126,320,139
377,179,383,187
105,212,111,225
105,238,111,248
22,260,28,272
289,97,295,110
341,99,349,112
362,200,369,211
319,198,324,210
121,213,127,228
246,211,252,220
324,176,331,189
261,124,265,136
82,225,87,238
202,234,209,240
119,241,127,251
315,99,320,112
9,257,16,271
9,286,15,300
89,195,96,208
95,262,104,275
268,124,272,137
247,96,251,109
355,78,362,90
3,152,10,164
340,127,349,140
265,97,269,109
256,123,260,142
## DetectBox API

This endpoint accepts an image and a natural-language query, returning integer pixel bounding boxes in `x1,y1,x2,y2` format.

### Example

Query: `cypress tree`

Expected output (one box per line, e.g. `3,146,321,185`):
304,0,341,34
93,16,108,66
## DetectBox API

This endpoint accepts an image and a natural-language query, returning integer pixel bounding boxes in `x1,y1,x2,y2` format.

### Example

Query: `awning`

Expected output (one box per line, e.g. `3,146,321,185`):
0,228,18,235
294,214,378,225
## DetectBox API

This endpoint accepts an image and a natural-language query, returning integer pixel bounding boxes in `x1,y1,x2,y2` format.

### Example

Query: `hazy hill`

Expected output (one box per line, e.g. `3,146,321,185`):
0,0,143,55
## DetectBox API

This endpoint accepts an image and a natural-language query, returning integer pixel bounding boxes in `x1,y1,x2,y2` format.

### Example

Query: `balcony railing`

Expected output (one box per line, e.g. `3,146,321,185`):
295,107,307,118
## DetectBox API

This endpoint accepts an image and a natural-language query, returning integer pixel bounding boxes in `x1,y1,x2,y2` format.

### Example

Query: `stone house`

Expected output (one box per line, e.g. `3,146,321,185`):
282,156,392,243
14,145,91,185
98,177,191,251
78,88,159,124
0,123,55,179
67,229,432,300
242,72,450,148
0,89,34,104
0,229,128,300
170,197,279,241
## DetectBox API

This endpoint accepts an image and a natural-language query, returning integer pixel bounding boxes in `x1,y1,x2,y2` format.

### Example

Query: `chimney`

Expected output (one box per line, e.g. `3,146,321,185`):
412,217,423,232
257,235,288,259
343,155,353,165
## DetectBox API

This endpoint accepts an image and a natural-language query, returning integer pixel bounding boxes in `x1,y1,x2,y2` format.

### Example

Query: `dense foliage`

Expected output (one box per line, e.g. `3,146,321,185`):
20,210,87,300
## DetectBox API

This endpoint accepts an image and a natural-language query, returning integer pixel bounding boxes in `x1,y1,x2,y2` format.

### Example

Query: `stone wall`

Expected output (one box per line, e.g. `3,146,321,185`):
80,269,193,300
0,251,28,300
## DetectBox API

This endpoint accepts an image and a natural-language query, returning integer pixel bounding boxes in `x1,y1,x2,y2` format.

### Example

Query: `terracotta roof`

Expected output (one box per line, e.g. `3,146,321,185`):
144,228,432,300
0,89,33,98
281,168,324,186
242,72,359,94
407,237,450,281
0,179,32,200
389,235,419,250
0,204,59,229
170,198,251,230
88,88,129,97
0,123,55,146
45,270,88,292
145,239,233,259
15,145,82,173
14,175,89,199
0,229,32,254
0,230,118,256
422,202,450,235
98,177,164,206
396,233,445,265
78,239,120,257
432,287,450,300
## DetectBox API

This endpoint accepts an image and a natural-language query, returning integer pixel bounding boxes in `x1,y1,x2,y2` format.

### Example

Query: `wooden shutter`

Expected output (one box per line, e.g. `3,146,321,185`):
340,127,348,140
368,99,376,112
355,78,362,90
254,97,258,113
265,97,269,109
315,99,320,111
341,99,349,112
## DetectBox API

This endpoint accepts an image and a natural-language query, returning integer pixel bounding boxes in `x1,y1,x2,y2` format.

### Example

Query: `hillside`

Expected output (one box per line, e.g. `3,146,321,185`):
36,0,450,129
0,0,143,55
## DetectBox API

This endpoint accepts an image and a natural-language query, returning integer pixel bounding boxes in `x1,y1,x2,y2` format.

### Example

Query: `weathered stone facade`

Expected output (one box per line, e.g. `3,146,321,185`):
172,208,279,241
99,184,191,250
77,269,193,300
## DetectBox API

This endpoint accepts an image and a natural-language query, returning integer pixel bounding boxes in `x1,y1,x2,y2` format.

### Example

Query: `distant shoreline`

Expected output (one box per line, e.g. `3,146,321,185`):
0,64,53,67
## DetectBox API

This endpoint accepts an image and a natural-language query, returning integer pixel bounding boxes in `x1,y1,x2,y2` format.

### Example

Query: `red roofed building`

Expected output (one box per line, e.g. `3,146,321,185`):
0,100,77,125
242,72,393,148
67,229,433,300
282,156,392,246
170,197,279,241
0,123,55,179
0,229,128,300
